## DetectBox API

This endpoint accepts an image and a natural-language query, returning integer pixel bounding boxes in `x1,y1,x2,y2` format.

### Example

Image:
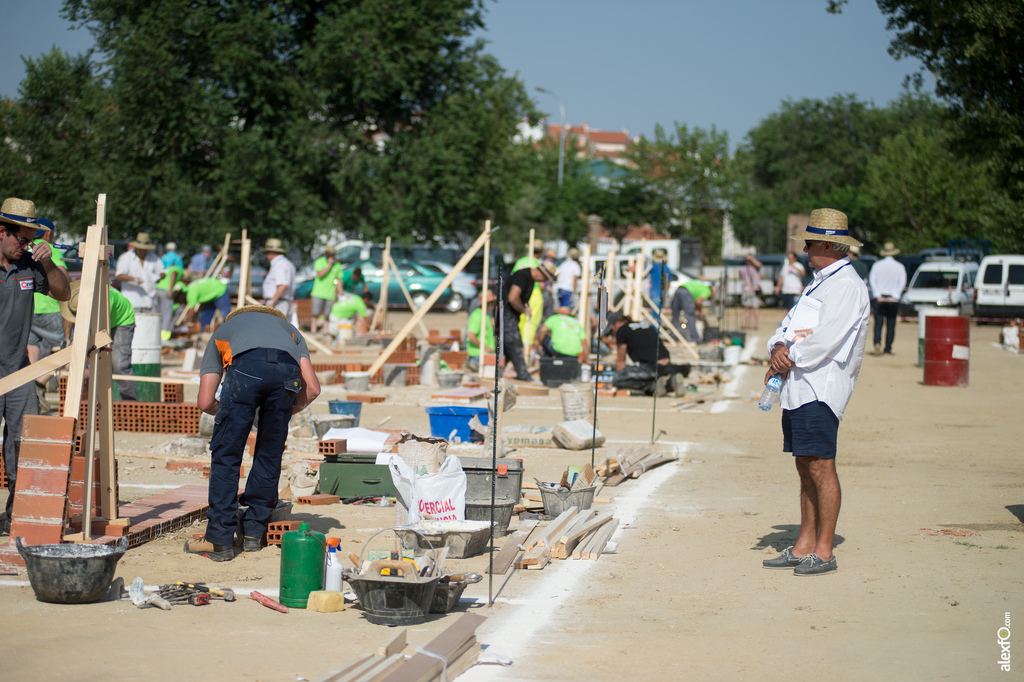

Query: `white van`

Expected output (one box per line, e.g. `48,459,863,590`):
898,260,978,317
975,255,1024,317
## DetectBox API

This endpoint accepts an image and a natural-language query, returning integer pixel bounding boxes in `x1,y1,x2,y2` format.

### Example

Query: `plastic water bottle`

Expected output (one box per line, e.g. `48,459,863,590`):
324,537,342,592
758,375,783,412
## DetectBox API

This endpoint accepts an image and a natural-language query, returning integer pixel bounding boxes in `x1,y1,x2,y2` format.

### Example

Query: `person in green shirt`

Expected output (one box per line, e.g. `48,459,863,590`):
155,263,184,339
671,279,714,344
340,266,369,296
310,246,342,333
181,277,230,331
536,306,587,363
329,291,374,336
61,282,139,400
26,220,69,407
464,291,496,372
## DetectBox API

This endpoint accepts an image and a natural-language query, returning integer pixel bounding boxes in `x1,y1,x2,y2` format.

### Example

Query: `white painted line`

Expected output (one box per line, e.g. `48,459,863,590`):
712,335,760,414
459,457,682,681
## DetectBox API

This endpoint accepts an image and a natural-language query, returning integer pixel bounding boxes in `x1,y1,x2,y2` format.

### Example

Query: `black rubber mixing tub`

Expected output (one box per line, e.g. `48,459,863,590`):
17,536,128,604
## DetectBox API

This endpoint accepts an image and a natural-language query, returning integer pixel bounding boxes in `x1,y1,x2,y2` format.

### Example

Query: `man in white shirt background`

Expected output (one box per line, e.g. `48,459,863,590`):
114,232,164,313
867,242,907,356
763,208,869,577
554,247,581,309
775,251,807,310
262,238,296,323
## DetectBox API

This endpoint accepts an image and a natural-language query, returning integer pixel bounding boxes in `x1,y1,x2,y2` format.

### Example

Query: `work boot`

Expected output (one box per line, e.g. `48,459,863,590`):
0,514,10,536
243,536,264,553
873,343,882,356
654,375,670,397
183,537,233,562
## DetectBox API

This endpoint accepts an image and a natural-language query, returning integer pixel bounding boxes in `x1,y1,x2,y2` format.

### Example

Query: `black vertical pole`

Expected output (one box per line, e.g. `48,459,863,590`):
487,266,503,607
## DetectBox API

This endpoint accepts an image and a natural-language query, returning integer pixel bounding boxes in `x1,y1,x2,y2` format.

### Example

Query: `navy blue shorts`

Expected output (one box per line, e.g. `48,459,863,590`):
782,401,839,459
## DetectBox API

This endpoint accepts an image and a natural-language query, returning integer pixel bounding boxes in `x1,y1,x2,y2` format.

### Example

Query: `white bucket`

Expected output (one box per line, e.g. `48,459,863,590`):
334,319,354,342
723,345,742,366
131,313,162,365
344,371,371,391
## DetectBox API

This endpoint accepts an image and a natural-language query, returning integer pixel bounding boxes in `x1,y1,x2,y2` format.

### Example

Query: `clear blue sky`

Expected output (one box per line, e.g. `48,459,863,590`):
1,0,929,147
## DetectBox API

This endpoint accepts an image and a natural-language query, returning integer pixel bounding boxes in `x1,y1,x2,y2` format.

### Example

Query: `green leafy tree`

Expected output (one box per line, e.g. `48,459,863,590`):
627,123,740,264
13,0,539,254
861,125,1000,253
832,0,1024,201
0,48,103,233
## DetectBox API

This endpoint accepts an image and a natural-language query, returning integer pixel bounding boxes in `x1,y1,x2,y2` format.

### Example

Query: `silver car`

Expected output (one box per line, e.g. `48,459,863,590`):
420,261,480,312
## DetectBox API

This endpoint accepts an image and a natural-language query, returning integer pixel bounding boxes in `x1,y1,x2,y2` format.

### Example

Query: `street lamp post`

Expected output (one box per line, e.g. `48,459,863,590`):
536,87,565,186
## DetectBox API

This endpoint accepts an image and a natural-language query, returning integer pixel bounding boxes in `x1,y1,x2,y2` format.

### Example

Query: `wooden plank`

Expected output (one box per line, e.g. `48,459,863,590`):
377,629,408,658
109,374,188,384
524,507,578,552
505,379,548,396
348,654,406,682
313,654,376,682
571,526,600,559
559,511,613,545
235,231,250,310
367,225,491,378
486,521,538,575
585,518,619,560
378,613,485,682
514,544,549,569
369,237,391,333
0,346,75,397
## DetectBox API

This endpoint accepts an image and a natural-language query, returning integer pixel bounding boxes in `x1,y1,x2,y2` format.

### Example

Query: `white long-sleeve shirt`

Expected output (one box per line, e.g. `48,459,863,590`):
767,258,870,420
868,256,907,299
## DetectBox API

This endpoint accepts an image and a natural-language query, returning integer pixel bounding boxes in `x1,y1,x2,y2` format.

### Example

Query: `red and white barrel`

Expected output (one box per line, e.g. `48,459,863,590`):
923,315,970,387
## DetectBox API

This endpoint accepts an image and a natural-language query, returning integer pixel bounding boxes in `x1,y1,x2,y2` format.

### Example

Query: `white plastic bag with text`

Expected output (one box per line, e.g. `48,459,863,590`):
389,454,467,523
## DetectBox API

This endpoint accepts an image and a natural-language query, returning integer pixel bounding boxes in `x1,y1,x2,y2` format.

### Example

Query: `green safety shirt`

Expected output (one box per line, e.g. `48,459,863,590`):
186,278,227,307
156,265,185,292
340,269,364,294
109,286,136,328
466,307,495,355
312,256,343,300
681,279,712,302
331,295,367,320
34,240,66,314
543,313,586,356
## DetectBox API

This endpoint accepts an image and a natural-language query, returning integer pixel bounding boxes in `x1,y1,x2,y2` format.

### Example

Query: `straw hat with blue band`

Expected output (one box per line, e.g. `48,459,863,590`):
790,208,863,248
0,197,46,238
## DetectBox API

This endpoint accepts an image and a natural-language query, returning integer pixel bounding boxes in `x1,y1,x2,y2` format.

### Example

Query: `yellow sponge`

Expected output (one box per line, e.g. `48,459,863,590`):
306,590,346,612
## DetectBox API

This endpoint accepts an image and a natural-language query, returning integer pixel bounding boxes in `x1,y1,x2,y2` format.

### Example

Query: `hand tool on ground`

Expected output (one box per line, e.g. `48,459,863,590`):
129,577,172,611
348,552,362,569
174,581,236,601
251,590,289,614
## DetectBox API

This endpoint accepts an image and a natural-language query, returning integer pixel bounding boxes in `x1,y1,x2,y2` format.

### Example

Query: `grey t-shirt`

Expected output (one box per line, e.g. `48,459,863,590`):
200,311,310,377
0,256,48,378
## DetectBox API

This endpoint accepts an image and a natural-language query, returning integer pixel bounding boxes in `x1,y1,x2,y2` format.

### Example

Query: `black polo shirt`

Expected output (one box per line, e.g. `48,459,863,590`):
0,255,48,377
616,320,669,365
501,268,536,321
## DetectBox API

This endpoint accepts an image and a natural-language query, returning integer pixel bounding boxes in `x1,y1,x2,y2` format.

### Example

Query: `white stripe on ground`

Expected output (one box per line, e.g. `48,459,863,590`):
712,335,760,414
459,457,682,681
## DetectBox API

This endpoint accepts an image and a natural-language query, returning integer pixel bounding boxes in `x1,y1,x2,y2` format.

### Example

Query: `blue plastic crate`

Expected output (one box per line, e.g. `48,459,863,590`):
425,406,489,443
328,400,362,426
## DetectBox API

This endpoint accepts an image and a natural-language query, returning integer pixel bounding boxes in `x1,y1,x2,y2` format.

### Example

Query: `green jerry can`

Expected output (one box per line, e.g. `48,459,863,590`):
279,522,326,608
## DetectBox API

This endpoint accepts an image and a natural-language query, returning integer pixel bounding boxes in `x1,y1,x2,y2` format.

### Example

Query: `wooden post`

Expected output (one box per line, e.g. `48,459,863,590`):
577,244,591,340
478,220,492,380
370,237,391,333
367,224,492,378
235,230,250,310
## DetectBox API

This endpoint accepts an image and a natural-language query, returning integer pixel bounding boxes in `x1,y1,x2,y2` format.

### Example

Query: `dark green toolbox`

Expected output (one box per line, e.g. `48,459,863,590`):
318,453,397,498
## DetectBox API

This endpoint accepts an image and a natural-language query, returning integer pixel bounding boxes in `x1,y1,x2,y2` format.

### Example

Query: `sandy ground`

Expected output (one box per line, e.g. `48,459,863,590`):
1,308,1022,681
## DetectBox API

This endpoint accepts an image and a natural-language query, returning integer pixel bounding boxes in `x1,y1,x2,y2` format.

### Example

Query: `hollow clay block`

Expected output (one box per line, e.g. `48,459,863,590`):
306,590,346,612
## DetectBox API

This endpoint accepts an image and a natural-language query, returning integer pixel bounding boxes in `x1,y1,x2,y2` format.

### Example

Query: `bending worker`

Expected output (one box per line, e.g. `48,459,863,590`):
186,305,321,562
535,305,587,364
602,311,690,397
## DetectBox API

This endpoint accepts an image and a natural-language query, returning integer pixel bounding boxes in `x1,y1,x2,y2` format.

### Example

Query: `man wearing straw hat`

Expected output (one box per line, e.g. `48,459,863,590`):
262,238,296,322
0,197,71,532
114,232,164,313
868,242,907,356
185,305,321,561
61,282,139,401
763,208,870,576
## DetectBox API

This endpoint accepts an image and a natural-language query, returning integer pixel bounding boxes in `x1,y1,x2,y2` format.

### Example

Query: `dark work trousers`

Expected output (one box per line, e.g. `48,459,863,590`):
1,364,38,518
670,288,700,343
540,335,575,359
500,307,532,380
206,348,300,545
873,300,900,352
